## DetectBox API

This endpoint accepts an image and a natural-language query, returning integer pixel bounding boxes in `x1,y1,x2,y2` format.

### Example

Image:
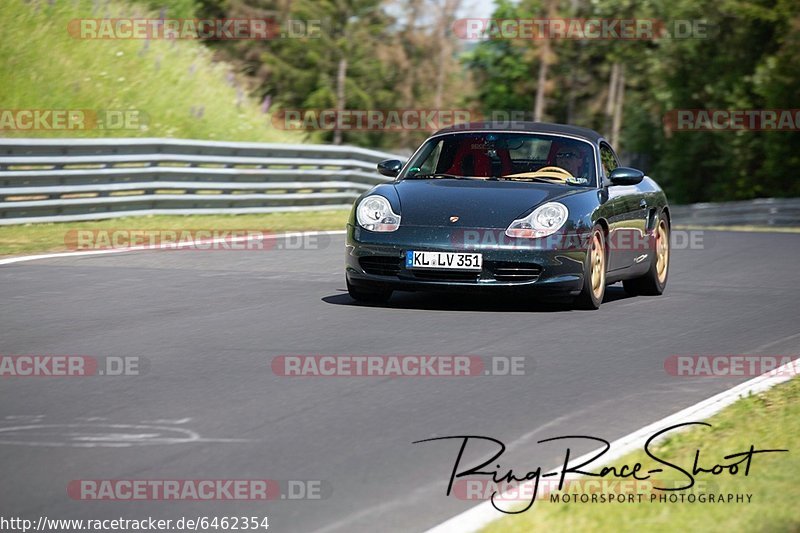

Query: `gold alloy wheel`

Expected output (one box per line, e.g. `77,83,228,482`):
655,219,669,284
590,231,606,300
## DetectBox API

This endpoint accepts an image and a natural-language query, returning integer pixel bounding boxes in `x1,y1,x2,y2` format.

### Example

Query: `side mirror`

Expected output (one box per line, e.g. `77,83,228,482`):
609,167,644,186
377,159,403,178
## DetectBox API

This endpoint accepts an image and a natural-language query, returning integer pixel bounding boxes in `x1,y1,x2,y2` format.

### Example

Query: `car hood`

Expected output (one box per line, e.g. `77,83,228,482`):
393,178,583,228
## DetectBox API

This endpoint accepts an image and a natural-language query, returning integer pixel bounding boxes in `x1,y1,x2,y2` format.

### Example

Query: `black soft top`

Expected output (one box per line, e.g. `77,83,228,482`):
433,121,604,144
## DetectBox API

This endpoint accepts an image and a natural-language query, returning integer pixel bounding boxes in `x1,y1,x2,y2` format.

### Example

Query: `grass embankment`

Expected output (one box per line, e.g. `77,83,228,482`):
674,225,800,234
0,210,351,257
0,0,299,142
482,377,800,532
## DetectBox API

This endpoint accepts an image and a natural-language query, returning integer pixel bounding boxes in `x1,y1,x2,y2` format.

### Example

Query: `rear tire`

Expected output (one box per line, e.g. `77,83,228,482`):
623,214,670,296
347,278,392,303
574,225,607,310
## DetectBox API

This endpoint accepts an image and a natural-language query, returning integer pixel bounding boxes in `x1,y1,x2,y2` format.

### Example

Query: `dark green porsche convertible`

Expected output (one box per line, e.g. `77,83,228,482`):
345,122,670,309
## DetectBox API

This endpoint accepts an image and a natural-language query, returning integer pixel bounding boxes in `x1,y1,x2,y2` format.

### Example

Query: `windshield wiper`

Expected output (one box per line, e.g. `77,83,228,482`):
496,175,586,186
496,175,563,184
404,173,468,180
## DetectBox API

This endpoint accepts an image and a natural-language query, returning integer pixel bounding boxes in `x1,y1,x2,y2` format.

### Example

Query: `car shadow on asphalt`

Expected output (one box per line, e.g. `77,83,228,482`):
322,285,634,313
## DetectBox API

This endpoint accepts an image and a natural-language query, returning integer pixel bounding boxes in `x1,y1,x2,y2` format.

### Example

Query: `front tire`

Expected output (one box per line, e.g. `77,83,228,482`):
574,225,607,310
623,215,670,296
347,278,392,303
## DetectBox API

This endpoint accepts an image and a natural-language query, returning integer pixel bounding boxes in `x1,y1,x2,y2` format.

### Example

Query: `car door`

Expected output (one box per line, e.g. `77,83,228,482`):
600,142,644,271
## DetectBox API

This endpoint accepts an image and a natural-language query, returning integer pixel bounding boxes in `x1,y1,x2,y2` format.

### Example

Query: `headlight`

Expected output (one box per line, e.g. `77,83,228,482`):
505,202,568,238
356,195,401,232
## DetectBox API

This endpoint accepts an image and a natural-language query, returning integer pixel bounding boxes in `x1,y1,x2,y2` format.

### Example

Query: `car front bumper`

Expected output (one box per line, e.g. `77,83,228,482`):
345,224,589,295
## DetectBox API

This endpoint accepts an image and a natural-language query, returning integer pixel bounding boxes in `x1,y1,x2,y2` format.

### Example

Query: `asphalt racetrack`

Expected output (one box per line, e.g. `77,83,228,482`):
1,230,798,532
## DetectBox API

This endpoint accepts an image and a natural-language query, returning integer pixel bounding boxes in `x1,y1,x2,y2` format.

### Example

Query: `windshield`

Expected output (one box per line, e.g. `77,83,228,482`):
400,132,597,186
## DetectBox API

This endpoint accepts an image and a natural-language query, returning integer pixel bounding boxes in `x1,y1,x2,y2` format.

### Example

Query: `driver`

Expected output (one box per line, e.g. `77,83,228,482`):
555,145,589,179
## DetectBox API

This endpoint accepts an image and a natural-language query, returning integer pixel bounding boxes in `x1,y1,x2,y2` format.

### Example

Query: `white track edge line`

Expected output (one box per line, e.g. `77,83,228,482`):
0,230,347,266
425,358,798,533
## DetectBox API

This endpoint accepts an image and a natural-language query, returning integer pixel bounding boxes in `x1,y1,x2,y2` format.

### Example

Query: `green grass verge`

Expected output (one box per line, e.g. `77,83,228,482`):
0,0,301,142
0,210,350,257
482,377,800,533
674,225,800,234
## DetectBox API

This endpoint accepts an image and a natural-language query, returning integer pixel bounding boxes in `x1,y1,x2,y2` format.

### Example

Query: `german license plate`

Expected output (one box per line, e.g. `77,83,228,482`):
405,251,482,270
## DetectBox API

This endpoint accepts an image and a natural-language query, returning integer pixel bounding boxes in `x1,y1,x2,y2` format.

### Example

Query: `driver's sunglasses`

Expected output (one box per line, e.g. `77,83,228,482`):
556,152,581,160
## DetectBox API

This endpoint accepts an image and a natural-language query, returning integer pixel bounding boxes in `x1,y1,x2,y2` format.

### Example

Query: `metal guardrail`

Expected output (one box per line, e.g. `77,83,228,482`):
1,139,798,226
0,138,397,224
670,198,800,227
